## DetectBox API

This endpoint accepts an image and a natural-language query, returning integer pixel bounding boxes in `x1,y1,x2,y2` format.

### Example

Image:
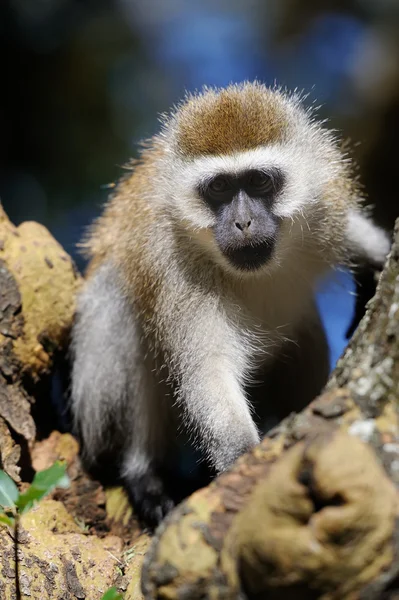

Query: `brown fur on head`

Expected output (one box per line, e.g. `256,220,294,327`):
168,82,290,157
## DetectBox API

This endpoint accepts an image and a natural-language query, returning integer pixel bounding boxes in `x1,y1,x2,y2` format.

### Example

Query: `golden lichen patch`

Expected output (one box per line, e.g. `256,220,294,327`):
105,487,134,531
0,499,123,600
145,487,224,598
174,83,289,157
0,214,82,380
0,416,21,481
0,202,10,224
22,498,82,534
376,402,399,438
31,431,79,472
124,535,151,600
225,431,398,599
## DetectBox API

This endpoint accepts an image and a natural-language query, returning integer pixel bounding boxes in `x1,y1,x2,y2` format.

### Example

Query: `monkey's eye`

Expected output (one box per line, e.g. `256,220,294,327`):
208,176,230,195
248,171,273,193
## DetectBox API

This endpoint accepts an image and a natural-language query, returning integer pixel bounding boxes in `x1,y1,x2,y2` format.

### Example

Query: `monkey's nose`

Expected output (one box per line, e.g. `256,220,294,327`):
235,220,251,232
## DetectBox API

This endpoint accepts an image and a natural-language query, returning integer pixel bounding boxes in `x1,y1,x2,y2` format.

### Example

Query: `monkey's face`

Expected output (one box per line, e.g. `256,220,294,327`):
168,143,332,276
198,168,284,271
165,83,343,276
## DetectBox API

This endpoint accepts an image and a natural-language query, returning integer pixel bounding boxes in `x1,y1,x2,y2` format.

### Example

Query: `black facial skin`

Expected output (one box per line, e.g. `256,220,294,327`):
198,169,284,271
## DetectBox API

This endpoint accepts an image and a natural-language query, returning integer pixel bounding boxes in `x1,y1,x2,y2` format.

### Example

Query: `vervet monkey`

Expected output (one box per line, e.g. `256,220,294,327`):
71,82,390,527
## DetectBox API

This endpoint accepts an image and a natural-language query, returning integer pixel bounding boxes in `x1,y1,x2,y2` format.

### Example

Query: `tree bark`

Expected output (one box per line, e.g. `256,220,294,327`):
0,203,81,480
142,219,399,600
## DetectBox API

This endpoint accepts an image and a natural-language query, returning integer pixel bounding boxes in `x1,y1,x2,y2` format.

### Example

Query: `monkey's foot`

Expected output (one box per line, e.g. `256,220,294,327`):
124,471,175,530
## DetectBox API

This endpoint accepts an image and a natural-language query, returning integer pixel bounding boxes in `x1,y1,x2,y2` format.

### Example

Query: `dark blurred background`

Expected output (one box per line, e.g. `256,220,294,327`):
1,0,398,368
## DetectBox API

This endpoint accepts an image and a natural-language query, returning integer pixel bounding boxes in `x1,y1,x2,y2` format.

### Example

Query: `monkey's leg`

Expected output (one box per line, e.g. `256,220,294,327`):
71,264,174,528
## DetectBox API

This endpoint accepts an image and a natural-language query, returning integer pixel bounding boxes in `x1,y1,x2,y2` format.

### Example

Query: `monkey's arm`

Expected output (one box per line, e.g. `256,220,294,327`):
346,209,390,267
157,293,260,474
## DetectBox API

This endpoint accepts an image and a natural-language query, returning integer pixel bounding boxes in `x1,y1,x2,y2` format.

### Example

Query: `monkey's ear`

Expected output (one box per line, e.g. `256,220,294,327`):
345,266,380,339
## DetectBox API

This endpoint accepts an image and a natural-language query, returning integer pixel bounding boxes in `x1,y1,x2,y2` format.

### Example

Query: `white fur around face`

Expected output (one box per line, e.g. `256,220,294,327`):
161,128,340,232
155,128,341,277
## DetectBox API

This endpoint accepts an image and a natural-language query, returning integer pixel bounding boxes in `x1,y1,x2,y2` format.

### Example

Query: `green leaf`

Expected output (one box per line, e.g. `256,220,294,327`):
100,588,124,600
0,470,19,510
16,461,70,514
0,512,15,527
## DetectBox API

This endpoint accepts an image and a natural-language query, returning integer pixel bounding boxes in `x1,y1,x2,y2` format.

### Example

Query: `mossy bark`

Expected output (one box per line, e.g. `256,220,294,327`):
142,220,399,600
0,203,81,480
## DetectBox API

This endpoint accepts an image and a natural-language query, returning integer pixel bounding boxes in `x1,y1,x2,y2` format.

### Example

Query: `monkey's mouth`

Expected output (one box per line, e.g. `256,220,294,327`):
223,240,275,271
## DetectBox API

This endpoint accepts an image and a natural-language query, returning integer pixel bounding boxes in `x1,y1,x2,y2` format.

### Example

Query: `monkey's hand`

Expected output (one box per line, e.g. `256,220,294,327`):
210,426,260,474
180,369,261,475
